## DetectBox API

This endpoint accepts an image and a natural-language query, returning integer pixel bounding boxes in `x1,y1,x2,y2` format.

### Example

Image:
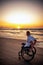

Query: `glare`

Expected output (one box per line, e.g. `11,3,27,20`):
5,12,35,24
17,26,20,29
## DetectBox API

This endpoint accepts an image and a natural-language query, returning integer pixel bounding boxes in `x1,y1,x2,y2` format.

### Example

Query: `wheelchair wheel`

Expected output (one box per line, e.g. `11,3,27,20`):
32,47,36,54
28,47,36,56
18,51,22,60
21,49,34,62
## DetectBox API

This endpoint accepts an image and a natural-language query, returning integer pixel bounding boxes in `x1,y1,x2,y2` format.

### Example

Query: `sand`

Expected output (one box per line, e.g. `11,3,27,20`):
0,37,43,65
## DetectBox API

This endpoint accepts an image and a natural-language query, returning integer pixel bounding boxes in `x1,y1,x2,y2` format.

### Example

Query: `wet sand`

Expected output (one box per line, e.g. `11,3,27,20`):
0,37,43,65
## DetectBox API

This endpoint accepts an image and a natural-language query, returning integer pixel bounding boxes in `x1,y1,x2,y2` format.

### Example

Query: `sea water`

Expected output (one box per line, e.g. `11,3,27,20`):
0,29,43,48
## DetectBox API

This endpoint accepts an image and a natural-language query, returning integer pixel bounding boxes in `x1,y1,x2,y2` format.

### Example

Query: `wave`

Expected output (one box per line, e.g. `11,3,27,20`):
31,33,43,36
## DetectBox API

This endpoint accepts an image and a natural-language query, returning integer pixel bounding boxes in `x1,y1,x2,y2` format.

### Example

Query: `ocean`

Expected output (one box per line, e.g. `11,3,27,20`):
0,29,43,48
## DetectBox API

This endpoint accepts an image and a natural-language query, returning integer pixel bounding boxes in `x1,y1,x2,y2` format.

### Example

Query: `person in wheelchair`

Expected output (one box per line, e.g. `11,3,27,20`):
22,31,37,51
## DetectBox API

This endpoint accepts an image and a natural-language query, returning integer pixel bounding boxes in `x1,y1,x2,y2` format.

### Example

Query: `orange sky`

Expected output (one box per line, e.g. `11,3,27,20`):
0,0,43,28
0,21,43,28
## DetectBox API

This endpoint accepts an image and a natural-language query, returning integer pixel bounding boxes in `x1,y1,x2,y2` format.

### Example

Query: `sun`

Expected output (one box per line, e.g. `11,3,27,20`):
17,26,20,29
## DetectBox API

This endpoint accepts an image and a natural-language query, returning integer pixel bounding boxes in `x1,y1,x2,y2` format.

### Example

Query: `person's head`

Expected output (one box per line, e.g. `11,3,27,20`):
26,31,30,36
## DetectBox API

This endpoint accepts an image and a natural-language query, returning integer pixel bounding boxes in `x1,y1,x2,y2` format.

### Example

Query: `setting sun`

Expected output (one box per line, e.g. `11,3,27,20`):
17,26,20,29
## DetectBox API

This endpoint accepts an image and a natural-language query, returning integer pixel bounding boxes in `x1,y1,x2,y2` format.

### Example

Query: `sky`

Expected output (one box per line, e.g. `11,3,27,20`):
0,0,43,28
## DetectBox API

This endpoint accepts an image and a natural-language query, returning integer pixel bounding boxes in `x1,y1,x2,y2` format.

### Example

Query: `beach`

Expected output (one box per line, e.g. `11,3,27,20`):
0,0,43,64
0,37,43,65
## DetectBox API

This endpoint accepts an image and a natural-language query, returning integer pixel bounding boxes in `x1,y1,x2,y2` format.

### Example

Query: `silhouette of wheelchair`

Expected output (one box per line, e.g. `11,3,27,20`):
18,43,36,62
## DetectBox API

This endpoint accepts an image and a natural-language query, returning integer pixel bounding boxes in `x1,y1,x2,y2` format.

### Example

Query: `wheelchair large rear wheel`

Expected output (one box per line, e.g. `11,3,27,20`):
21,49,34,62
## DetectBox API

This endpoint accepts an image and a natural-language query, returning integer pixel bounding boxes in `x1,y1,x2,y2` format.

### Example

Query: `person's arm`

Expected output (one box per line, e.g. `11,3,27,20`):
34,39,37,45
30,41,34,48
30,39,37,45
30,39,37,48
